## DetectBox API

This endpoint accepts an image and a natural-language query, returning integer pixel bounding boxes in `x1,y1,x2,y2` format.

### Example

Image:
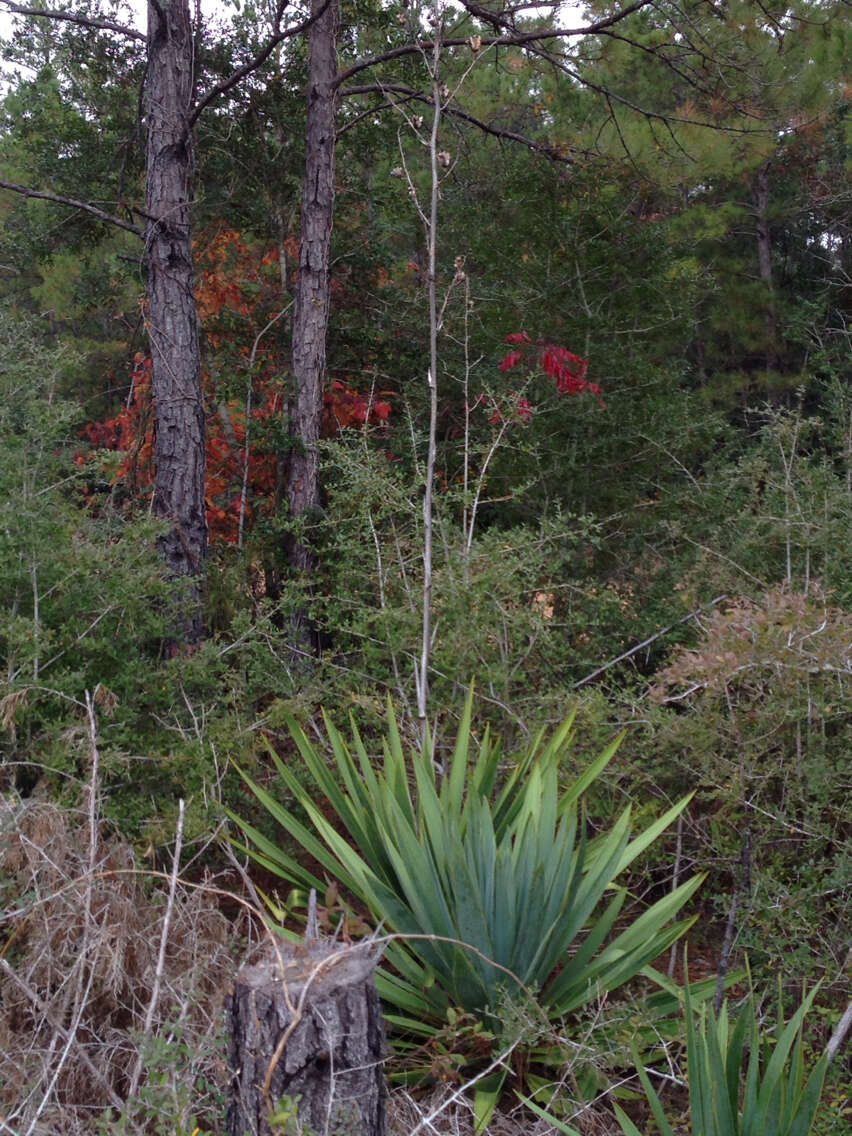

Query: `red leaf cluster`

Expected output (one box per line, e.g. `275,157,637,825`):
322,381,392,434
496,332,602,408
498,350,523,371
79,351,289,543
81,364,395,545
540,344,590,393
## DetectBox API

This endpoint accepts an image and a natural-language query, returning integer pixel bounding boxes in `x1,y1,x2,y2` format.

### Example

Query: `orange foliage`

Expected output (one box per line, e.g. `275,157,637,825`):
322,380,392,433
79,229,394,544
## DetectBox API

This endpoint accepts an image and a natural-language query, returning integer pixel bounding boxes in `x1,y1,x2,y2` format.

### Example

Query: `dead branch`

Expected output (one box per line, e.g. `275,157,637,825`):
572,594,728,689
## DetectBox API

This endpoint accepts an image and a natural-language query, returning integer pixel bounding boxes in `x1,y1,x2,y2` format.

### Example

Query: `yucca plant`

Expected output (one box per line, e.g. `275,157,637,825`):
524,976,828,1136
229,691,702,1123
612,975,828,1136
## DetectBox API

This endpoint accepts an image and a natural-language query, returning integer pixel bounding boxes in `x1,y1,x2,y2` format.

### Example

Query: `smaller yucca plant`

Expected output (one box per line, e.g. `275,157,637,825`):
618,976,828,1136
527,972,829,1136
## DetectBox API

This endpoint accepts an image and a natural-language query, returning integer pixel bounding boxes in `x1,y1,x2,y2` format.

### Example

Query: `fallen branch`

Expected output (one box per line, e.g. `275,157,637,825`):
572,594,727,689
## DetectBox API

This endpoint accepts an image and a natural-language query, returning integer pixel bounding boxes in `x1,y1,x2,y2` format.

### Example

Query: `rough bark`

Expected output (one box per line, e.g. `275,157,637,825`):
226,938,386,1136
145,0,207,646
284,0,339,649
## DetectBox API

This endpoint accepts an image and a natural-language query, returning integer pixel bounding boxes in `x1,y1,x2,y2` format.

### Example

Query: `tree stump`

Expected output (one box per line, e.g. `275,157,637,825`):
226,936,386,1136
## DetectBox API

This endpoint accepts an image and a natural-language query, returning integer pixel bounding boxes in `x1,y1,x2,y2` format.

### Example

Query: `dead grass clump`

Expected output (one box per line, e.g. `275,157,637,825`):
0,795,234,1134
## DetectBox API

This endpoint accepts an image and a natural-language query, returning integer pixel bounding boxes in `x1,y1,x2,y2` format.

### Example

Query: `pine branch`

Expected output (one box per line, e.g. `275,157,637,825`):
0,2,145,41
190,0,331,126
335,1,652,86
0,179,144,237
339,81,580,163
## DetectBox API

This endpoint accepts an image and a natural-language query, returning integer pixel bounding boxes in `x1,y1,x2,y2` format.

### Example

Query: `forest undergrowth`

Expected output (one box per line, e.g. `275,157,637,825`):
1,0,851,1130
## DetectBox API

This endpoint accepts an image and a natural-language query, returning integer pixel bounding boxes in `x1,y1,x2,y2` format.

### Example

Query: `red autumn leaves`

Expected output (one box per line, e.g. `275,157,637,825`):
323,381,392,431
488,331,601,423
77,226,597,549
80,361,391,545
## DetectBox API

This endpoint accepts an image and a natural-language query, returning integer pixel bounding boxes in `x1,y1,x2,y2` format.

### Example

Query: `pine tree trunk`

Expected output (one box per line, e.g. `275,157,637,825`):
226,938,386,1136
145,0,207,647
284,0,339,653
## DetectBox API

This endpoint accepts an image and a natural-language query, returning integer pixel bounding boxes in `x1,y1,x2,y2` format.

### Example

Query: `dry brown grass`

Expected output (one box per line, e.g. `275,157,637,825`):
0,795,237,1135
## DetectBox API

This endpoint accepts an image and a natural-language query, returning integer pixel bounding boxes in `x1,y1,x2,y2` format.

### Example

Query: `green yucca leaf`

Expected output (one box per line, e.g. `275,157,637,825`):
610,793,695,877
612,1102,649,1136
642,965,743,1017
742,1008,761,1136
787,1056,829,1136
556,727,622,816
629,1041,676,1136
474,1070,507,1135
725,997,751,1121
754,984,822,1125
226,773,340,888
467,723,500,804
519,1094,585,1135
706,1007,738,1134
445,682,474,812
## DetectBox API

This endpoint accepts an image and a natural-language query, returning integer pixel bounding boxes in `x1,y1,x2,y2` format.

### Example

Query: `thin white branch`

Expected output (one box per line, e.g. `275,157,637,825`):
127,798,186,1098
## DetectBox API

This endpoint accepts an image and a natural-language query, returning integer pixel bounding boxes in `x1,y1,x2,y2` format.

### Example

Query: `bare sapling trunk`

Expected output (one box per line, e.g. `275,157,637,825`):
226,936,386,1136
145,0,207,647
415,5,443,747
285,0,339,655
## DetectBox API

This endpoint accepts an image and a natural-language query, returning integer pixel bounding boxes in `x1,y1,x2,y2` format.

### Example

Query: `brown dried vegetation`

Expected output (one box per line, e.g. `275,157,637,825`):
0,797,234,1134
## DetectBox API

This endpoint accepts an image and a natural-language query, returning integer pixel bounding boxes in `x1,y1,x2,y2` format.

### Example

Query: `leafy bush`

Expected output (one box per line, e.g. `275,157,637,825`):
0,307,293,844
637,586,852,980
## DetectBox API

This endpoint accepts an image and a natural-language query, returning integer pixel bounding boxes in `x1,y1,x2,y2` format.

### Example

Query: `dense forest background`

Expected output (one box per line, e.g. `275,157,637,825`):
0,0,849,1132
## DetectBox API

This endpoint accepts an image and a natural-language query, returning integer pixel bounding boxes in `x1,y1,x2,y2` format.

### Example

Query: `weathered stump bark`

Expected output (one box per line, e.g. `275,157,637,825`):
226,938,386,1136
